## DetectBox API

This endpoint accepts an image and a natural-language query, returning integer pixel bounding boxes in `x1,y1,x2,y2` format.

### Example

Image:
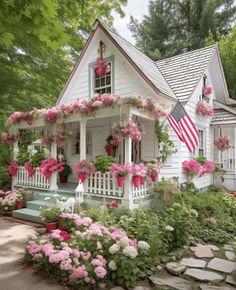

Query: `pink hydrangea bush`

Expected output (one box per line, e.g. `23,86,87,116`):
39,158,64,180
0,191,23,212
25,214,152,289
196,101,214,117
214,136,230,151
182,159,201,181
111,119,145,143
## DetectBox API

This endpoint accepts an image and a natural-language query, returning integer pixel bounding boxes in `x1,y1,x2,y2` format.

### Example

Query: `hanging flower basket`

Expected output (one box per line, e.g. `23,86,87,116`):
111,119,145,143
73,160,96,183
214,137,230,151
202,86,212,95
39,158,64,180
196,101,214,117
94,58,110,76
147,163,161,183
116,175,125,188
132,176,141,188
140,176,146,185
150,173,158,182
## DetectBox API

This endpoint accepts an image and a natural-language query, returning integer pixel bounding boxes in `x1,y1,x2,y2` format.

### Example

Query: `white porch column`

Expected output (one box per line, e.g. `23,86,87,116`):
122,113,133,209
80,120,87,160
50,125,58,191
12,128,19,190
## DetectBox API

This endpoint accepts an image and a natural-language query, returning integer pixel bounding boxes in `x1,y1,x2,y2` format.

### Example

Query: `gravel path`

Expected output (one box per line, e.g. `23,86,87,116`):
0,217,64,290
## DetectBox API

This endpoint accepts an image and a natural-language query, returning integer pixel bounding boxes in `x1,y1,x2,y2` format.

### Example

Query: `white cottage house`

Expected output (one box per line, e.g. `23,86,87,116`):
9,20,236,222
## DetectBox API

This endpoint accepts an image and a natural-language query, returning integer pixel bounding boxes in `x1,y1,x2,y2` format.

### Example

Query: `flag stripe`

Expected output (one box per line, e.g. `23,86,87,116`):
181,117,199,147
168,115,183,141
180,119,195,152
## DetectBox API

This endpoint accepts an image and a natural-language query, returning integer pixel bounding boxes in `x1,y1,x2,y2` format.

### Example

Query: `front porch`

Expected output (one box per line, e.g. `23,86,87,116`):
9,96,164,214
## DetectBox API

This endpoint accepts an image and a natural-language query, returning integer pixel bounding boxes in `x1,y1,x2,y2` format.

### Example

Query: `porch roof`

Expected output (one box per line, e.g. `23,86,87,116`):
8,95,170,131
211,100,236,125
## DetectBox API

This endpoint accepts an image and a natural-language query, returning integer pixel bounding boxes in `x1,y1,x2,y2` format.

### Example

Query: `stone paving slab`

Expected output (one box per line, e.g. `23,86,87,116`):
184,268,224,283
225,251,236,261
207,257,236,273
166,262,186,275
225,275,236,286
224,244,234,251
149,274,193,290
180,257,207,268
190,245,214,258
199,284,236,290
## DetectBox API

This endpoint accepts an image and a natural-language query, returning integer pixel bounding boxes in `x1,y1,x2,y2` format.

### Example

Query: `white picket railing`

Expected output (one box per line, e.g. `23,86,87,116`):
219,146,235,171
84,172,150,198
84,171,124,197
15,166,50,189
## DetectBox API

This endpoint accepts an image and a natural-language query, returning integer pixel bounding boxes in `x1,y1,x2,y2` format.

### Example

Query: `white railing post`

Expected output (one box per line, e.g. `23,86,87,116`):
12,128,19,190
122,114,133,209
50,125,58,191
80,120,87,161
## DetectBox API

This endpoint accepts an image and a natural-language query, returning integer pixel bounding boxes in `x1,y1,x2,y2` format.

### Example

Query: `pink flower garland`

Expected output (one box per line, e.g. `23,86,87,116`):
39,158,64,180
111,119,145,143
1,132,18,145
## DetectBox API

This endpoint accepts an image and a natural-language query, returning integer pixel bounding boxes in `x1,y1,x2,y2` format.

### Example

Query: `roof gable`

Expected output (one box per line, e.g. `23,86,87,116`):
156,45,217,102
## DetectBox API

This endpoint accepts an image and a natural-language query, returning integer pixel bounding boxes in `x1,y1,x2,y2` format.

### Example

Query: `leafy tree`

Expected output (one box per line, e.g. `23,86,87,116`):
0,0,126,186
206,26,236,99
130,0,236,60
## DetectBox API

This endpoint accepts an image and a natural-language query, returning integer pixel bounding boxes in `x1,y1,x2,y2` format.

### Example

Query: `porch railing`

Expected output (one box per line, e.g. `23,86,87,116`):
84,172,124,197
15,166,50,189
219,146,235,171
84,172,150,199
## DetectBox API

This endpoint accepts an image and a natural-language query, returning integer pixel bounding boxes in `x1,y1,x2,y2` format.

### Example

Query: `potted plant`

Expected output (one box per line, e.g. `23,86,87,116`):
95,156,114,173
40,206,60,233
109,163,131,188
59,163,71,183
15,191,25,209
0,191,18,216
73,160,96,183
214,136,230,151
147,163,161,182
130,164,143,187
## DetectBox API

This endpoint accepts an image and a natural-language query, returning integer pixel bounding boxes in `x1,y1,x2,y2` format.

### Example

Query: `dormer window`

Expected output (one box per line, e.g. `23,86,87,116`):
94,64,112,94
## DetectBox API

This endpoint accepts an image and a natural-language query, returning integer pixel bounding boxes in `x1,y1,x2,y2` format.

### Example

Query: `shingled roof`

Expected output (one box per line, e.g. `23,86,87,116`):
156,45,217,102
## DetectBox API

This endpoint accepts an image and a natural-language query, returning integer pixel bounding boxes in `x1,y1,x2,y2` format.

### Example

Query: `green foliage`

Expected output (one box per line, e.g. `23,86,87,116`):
206,25,236,99
195,156,207,165
84,205,117,227
0,0,127,186
40,206,60,223
130,0,236,60
155,120,177,163
95,156,115,173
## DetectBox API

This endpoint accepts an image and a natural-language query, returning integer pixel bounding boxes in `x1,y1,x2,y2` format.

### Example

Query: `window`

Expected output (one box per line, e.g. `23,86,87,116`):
198,129,205,157
89,56,114,97
73,131,92,155
94,66,111,94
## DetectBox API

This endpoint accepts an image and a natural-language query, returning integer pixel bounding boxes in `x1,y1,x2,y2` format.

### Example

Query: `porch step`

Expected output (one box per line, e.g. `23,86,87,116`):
12,208,42,224
27,200,56,211
36,192,71,202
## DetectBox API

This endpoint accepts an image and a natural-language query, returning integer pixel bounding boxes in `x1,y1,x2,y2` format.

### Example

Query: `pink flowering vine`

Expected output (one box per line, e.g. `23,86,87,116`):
24,162,35,177
6,160,18,176
1,132,18,145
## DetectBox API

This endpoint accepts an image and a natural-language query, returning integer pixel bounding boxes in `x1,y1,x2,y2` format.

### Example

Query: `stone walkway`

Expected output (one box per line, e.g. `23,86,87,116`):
0,217,65,290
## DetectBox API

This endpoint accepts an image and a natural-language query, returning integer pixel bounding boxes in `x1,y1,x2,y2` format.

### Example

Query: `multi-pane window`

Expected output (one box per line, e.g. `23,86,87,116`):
198,129,205,157
94,64,111,95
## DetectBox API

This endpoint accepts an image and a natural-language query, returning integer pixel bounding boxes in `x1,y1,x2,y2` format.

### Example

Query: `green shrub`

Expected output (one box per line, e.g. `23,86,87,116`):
95,156,114,173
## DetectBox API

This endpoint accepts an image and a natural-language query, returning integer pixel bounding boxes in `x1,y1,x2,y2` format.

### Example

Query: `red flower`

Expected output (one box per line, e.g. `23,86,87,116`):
60,231,71,241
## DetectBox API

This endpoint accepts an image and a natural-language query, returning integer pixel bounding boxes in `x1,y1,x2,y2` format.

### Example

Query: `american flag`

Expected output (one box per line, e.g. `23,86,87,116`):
167,102,199,153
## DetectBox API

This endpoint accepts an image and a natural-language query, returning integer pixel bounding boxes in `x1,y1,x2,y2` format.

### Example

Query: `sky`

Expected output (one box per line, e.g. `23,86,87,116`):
112,0,150,44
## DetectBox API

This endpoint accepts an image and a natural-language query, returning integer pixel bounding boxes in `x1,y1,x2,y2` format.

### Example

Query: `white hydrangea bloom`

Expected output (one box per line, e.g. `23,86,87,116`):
109,243,120,254
108,260,117,271
122,246,138,259
118,236,130,248
165,225,174,231
137,241,150,251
